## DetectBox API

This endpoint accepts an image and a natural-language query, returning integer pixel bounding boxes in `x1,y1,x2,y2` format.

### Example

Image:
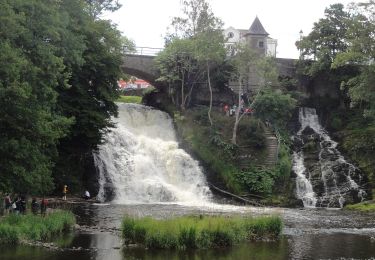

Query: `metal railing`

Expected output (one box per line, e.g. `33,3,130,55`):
124,46,163,56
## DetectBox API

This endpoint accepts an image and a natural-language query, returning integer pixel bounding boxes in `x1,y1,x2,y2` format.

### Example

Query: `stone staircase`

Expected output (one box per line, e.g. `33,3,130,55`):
236,127,279,169
263,127,279,167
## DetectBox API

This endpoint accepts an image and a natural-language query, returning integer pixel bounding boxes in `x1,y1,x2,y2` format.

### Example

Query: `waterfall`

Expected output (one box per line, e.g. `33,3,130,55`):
292,151,317,207
94,103,212,204
293,107,366,208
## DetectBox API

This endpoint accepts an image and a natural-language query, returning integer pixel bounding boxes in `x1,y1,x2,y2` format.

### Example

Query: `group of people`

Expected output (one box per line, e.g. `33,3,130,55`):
62,184,91,200
3,194,48,216
223,103,254,117
2,185,92,215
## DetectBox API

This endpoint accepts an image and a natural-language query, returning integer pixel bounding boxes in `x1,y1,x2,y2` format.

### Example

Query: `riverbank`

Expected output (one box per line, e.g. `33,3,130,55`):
345,200,375,212
0,211,75,244
122,215,282,249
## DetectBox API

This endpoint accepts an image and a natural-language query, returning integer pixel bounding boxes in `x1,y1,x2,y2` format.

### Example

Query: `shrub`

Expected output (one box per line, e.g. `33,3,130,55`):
234,167,276,195
121,215,282,249
0,211,75,244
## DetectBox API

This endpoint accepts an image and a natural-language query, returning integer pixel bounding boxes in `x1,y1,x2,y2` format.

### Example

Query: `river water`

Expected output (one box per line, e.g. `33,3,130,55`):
1,203,375,260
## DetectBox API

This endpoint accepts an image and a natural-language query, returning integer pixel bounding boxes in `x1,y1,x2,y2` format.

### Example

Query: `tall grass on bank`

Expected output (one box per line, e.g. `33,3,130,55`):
0,211,75,244
116,95,142,104
122,215,282,249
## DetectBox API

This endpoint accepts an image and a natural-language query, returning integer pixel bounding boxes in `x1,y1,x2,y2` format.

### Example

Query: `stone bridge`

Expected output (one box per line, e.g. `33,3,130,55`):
122,47,297,91
121,47,162,87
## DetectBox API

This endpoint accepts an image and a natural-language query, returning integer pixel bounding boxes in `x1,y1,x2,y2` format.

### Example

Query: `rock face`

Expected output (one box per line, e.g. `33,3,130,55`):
292,107,367,208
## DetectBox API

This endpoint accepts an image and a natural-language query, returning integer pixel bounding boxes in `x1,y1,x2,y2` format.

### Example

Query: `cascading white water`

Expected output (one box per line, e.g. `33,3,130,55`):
293,107,366,208
292,151,317,207
94,103,212,204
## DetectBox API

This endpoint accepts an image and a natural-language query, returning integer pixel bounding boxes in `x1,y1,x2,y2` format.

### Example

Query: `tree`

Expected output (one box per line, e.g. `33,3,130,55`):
229,44,278,144
85,0,121,18
332,1,375,121
194,29,226,125
163,0,226,124
0,0,126,194
296,3,350,76
0,0,74,194
155,38,199,110
252,89,297,130
53,0,125,191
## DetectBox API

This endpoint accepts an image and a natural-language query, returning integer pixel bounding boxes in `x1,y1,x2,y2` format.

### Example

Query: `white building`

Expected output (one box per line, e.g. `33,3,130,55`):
223,17,277,57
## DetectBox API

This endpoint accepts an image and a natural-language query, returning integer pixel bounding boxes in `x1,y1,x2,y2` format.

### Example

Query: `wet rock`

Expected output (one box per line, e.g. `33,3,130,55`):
301,126,316,136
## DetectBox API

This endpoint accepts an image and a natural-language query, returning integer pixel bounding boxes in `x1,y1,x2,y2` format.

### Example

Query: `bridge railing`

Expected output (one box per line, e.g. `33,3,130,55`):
124,46,163,56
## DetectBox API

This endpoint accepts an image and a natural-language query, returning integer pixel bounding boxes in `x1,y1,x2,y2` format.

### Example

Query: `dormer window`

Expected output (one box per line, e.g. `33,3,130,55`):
227,32,234,38
258,41,264,48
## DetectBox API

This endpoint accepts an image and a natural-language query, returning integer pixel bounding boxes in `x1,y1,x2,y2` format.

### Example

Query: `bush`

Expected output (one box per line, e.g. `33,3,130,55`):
0,211,75,244
234,167,276,195
121,215,282,249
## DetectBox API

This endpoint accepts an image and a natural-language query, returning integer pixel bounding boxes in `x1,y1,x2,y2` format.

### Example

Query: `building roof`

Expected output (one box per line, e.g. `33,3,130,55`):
248,16,269,36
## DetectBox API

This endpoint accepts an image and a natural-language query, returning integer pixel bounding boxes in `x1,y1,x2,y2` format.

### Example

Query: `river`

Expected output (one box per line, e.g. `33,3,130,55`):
1,203,375,260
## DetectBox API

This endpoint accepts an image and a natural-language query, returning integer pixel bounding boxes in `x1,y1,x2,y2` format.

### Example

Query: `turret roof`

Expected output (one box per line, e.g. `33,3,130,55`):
248,16,269,36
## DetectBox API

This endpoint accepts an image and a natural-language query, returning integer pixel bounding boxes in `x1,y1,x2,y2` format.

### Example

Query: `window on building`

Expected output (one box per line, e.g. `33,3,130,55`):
227,32,234,38
258,41,264,48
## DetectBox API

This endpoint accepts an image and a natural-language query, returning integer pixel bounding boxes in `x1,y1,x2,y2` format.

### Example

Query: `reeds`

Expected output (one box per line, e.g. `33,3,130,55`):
122,215,282,249
0,211,75,244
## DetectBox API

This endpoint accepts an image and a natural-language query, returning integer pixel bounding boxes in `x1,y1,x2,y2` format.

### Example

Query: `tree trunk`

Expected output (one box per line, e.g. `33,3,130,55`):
181,73,185,110
231,77,243,144
207,62,213,126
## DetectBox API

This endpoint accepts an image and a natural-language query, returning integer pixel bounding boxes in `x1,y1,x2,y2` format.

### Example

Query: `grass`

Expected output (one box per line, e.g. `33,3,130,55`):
345,200,375,212
117,95,142,104
0,211,75,244
122,215,282,249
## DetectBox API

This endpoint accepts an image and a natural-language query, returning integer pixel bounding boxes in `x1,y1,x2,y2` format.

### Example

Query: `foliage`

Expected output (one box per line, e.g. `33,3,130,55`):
0,0,74,194
85,0,122,18
252,88,297,129
296,3,350,75
345,200,375,212
209,130,237,158
0,0,126,194
116,95,142,104
167,0,223,39
298,1,375,123
158,0,227,119
331,1,375,122
234,167,276,195
122,215,282,249
237,122,266,149
155,38,199,110
0,211,75,244
276,143,292,180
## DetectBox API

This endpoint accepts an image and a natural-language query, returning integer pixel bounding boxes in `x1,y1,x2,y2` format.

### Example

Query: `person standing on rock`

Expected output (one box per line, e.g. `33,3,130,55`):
84,190,90,200
62,185,68,201
4,193,11,214
40,197,48,217
31,198,39,215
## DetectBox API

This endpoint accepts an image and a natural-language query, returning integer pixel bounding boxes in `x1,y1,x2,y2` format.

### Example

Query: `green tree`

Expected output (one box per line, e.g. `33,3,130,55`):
296,3,350,76
0,0,73,194
252,88,297,129
0,0,126,194
155,38,200,110
53,0,125,191
332,1,375,121
229,44,278,144
162,0,226,124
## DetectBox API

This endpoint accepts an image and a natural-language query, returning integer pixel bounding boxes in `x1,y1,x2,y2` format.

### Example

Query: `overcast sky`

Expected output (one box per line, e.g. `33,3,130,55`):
105,0,359,58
